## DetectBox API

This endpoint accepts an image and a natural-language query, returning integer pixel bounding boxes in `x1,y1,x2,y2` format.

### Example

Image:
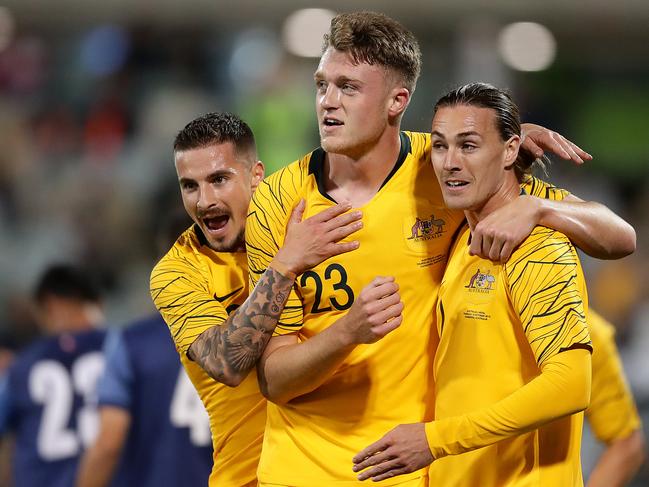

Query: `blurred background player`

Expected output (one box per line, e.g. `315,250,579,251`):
0,264,107,487
585,310,646,487
76,208,213,487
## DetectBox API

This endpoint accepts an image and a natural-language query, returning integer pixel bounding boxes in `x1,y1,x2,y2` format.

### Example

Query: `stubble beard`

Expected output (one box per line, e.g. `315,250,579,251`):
208,227,246,253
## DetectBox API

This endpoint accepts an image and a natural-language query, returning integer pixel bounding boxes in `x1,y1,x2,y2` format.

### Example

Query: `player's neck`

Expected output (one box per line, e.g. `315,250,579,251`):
465,177,520,231
323,130,401,207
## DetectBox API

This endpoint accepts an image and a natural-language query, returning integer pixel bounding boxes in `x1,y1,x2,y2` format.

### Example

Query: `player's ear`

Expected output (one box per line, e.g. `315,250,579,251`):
250,160,265,191
503,135,521,169
387,86,411,119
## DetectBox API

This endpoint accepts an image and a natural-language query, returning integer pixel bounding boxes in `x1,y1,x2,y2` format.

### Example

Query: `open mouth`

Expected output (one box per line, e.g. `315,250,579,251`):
323,117,343,127
446,180,469,188
203,215,229,232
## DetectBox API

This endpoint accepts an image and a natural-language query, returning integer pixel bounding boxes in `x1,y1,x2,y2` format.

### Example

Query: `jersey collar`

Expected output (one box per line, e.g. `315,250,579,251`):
308,131,412,203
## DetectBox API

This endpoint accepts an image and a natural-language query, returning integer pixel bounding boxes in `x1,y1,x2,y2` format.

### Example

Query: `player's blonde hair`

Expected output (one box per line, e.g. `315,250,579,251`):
323,11,421,93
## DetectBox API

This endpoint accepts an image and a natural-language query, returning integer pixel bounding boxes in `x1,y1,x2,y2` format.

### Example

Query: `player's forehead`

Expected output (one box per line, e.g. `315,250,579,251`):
174,142,246,178
432,104,499,138
314,47,386,81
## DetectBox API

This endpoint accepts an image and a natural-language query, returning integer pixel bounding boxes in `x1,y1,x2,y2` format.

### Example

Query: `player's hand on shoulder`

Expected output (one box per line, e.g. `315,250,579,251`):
521,123,592,164
470,195,541,263
274,199,362,275
339,276,403,345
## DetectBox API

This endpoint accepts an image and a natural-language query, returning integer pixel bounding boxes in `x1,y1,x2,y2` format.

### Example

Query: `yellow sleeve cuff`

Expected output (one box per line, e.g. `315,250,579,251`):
424,421,445,460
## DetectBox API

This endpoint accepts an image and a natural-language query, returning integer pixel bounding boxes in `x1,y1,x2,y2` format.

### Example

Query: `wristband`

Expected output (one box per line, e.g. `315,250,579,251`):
268,259,297,280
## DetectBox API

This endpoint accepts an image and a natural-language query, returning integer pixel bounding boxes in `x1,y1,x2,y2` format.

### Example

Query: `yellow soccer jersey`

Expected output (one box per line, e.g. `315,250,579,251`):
587,310,642,442
430,224,592,487
150,225,266,487
246,131,465,485
521,174,571,201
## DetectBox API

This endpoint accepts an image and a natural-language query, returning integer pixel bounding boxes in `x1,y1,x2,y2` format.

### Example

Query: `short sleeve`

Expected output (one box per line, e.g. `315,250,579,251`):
521,175,571,201
246,165,305,335
587,312,642,442
505,227,591,366
151,253,228,354
96,329,133,409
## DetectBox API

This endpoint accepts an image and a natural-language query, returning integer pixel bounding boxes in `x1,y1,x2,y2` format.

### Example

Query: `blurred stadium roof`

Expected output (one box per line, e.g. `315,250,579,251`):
5,0,649,30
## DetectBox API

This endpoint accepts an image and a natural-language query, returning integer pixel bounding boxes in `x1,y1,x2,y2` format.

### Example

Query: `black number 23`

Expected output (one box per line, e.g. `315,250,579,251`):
299,263,354,313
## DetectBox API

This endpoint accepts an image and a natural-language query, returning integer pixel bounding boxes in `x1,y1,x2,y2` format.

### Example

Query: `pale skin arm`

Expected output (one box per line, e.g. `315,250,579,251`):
189,201,363,387
76,407,131,487
470,194,636,262
587,429,646,487
471,123,635,262
258,277,403,404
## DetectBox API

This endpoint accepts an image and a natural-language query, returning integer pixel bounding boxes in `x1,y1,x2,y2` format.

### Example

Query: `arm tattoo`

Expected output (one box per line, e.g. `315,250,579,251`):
188,266,293,385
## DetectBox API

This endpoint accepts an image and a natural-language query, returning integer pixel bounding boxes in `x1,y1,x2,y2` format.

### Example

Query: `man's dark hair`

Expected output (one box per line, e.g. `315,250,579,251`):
173,112,257,165
433,82,540,181
323,11,421,93
34,264,102,304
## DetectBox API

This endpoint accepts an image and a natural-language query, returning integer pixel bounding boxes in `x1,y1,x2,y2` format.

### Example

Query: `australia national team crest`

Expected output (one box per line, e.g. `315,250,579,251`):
465,268,496,293
407,214,446,241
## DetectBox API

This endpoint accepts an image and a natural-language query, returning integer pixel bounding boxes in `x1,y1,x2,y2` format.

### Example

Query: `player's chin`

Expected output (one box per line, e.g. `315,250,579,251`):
320,136,348,154
210,231,245,253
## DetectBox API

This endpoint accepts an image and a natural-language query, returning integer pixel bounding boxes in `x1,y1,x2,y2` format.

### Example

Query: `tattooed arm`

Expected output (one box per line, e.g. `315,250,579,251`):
188,264,294,386
188,200,362,387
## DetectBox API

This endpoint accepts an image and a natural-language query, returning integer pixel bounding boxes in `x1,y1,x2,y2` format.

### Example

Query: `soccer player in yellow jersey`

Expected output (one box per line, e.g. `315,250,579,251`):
586,310,645,487
246,12,636,487
353,82,599,486
150,112,366,486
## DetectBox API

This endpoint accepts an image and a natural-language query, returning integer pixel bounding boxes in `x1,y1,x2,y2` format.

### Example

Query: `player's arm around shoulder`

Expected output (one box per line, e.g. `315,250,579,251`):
471,176,635,263
524,175,635,259
517,128,634,258
538,191,635,259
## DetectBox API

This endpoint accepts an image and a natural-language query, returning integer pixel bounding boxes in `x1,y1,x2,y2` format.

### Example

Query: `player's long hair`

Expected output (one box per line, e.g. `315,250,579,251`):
433,82,545,182
323,11,421,93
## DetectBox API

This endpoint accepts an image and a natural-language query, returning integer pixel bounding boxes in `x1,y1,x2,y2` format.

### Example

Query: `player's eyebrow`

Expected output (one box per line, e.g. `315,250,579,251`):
432,130,483,141
178,176,195,185
335,75,360,85
314,71,361,85
206,169,235,181
457,131,482,138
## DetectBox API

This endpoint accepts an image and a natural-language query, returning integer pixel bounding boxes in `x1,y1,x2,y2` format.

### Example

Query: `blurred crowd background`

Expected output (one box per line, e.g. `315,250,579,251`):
0,1,647,483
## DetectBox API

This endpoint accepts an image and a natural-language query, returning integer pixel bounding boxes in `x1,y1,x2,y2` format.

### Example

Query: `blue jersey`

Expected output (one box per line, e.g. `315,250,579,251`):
97,314,212,486
0,329,106,487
